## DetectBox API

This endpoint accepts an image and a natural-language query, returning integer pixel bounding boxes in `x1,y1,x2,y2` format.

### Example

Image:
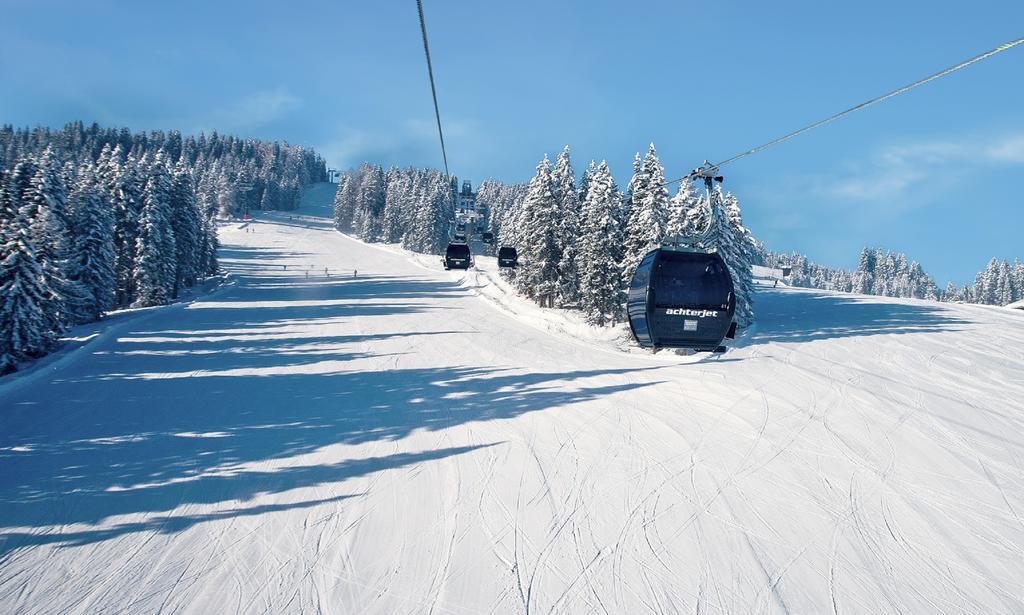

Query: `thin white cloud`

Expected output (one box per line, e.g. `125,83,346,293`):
317,116,481,171
987,134,1024,163
810,131,1024,205
825,167,928,201
228,88,301,127
876,141,962,167
192,87,301,134
403,117,478,140
316,130,397,170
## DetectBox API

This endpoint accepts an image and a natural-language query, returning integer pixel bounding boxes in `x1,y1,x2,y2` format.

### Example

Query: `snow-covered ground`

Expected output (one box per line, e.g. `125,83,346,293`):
2,186,1024,614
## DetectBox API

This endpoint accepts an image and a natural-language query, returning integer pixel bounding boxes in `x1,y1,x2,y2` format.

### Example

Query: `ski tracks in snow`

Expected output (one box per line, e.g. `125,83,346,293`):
3,209,1024,613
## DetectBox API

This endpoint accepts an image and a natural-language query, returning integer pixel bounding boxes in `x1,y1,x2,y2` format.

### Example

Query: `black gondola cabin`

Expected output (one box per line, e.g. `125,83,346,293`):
497,246,518,268
444,243,472,270
627,248,736,351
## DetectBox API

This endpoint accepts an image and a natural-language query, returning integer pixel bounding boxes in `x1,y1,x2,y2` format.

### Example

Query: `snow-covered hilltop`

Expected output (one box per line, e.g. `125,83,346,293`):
2,185,1023,613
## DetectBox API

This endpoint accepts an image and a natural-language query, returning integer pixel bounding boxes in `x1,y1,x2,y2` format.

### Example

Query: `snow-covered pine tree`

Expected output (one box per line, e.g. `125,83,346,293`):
477,178,528,256
99,146,143,306
623,152,643,232
396,172,420,247
0,198,56,372
430,172,455,253
993,260,1013,306
908,261,938,300
551,146,580,306
852,248,876,294
355,164,385,241
942,281,959,302
577,161,624,325
577,160,596,206
873,251,896,297
515,156,560,306
722,191,756,327
890,253,909,297
26,147,91,329
380,167,406,243
975,258,1000,305
622,145,670,284
684,190,712,242
497,182,528,256
6,157,39,222
169,160,202,295
199,204,219,278
666,179,698,239
1014,259,1024,303
333,167,364,232
66,163,115,321
678,183,756,325
258,178,278,212
332,173,351,231
133,158,177,307
0,170,11,224
832,270,853,293
195,162,218,220
402,171,452,255
216,168,240,218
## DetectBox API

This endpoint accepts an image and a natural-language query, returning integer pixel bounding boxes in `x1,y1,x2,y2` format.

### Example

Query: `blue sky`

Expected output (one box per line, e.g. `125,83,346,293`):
2,0,1022,285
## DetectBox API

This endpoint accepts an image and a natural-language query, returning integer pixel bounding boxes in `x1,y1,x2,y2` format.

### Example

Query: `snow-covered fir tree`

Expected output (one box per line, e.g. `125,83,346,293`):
577,161,624,325
402,171,453,255
515,156,561,306
622,144,669,283
492,181,530,256
475,178,525,254
354,164,385,241
66,163,115,321
26,147,90,329
550,146,581,306
169,160,202,295
721,191,757,327
333,168,363,232
380,167,407,243
99,146,143,306
623,153,643,233
577,160,596,206
0,197,55,372
133,158,176,307
666,179,698,239
683,185,756,327
851,248,875,294
1014,260,1024,303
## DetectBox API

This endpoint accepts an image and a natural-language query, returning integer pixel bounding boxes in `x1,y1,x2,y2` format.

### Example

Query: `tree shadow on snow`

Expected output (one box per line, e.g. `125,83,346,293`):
744,288,970,345
0,263,662,554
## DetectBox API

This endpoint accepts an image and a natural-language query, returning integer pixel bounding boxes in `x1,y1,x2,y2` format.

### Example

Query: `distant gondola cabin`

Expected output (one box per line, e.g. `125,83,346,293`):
444,243,472,270
497,246,518,268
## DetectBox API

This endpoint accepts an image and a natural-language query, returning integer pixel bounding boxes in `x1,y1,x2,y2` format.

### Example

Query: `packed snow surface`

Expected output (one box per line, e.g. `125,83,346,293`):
3,187,1024,614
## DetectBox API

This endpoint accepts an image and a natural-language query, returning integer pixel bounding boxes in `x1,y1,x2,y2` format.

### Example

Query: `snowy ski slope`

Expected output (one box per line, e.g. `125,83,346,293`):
2,186,1024,614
